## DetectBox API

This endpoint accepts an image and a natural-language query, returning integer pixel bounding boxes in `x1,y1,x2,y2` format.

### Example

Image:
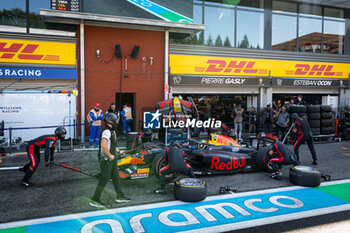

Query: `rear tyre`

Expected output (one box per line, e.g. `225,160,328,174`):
320,127,333,135
174,178,207,202
320,105,331,112
289,166,321,187
311,128,320,136
307,105,320,113
308,113,321,120
289,105,307,113
321,119,332,127
308,120,320,128
321,112,332,119
342,128,350,140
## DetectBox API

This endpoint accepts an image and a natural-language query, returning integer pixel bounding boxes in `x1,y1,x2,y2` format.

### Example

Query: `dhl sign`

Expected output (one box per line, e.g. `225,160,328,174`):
0,38,76,65
170,54,349,79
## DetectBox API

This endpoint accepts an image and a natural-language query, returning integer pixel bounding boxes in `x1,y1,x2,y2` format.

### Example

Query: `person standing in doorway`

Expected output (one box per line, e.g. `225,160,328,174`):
88,103,104,148
121,103,132,136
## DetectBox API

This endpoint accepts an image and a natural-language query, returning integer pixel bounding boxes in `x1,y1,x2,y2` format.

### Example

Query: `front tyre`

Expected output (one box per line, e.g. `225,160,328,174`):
256,148,274,173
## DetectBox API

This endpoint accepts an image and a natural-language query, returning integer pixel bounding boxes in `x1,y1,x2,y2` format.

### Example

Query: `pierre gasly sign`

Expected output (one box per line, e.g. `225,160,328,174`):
1,180,350,233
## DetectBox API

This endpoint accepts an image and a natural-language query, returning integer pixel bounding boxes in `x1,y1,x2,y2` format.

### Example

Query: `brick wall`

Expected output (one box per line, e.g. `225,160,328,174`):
78,25,165,135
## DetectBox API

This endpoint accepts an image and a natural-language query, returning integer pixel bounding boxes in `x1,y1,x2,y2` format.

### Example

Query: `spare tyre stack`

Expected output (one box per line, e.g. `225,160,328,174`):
289,105,307,116
307,105,321,136
320,105,333,135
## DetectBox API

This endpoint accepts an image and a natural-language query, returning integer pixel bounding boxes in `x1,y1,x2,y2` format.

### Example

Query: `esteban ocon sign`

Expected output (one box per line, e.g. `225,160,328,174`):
1,180,350,233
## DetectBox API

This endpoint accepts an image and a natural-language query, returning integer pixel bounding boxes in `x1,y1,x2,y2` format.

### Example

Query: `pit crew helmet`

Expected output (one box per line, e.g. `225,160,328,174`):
291,113,299,122
55,127,67,142
104,113,118,128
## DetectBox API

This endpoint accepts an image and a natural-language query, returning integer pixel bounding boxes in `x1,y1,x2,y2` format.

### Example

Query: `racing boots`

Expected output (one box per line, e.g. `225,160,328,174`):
21,179,33,187
154,188,167,195
312,160,318,165
271,172,282,180
115,195,131,203
89,199,108,208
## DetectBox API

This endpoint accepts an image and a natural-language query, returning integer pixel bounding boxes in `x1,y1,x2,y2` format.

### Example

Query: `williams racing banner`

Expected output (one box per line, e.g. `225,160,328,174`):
0,38,76,66
169,54,349,79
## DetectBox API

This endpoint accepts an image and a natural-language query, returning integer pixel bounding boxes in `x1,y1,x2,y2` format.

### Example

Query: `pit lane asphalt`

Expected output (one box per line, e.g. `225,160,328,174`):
1,140,350,227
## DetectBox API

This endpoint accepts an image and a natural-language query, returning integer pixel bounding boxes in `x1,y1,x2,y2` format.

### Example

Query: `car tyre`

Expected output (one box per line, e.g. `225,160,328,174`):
307,105,320,113
174,178,207,202
256,148,274,173
308,113,321,120
289,165,321,187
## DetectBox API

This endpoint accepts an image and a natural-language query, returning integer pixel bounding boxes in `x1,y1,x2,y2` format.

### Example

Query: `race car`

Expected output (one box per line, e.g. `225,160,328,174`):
152,134,277,177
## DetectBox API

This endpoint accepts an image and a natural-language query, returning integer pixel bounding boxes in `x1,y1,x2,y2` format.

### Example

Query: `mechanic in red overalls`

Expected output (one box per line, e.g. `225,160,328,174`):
156,143,195,194
268,141,299,180
291,113,318,165
19,127,66,187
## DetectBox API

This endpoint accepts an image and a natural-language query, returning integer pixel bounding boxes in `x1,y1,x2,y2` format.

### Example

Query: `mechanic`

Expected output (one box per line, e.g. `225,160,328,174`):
88,103,104,148
268,141,299,180
90,113,130,208
19,127,66,187
121,103,132,136
156,143,195,194
291,113,318,165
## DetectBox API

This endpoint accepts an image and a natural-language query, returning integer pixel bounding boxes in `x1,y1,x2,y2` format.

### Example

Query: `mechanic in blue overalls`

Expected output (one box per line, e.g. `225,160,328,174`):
89,103,104,148
121,103,132,136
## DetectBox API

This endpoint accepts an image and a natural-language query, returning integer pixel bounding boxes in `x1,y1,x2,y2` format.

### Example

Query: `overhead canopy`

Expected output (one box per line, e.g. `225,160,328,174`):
40,9,204,34
290,0,350,9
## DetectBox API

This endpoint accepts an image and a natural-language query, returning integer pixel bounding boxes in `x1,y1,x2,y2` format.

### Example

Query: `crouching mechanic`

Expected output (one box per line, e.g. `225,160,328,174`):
291,113,318,165
267,141,299,180
20,127,66,187
90,113,130,208
156,143,195,194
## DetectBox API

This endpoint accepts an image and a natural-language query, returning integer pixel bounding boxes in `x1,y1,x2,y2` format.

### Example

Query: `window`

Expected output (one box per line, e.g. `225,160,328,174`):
272,14,297,51
324,8,344,20
237,10,264,49
298,17,322,53
237,0,264,10
272,1,296,14
299,4,322,17
0,0,26,27
29,0,50,29
323,20,345,54
170,4,203,45
204,5,234,47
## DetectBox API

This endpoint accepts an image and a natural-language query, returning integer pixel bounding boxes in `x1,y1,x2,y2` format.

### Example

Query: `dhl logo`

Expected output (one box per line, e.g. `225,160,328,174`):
170,54,349,79
286,64,342,77
0,42,60,62
195,60,268,75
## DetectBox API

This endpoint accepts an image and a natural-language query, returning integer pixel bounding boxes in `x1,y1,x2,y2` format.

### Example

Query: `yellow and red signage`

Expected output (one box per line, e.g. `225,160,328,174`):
0,38,76,66
170,54,350,79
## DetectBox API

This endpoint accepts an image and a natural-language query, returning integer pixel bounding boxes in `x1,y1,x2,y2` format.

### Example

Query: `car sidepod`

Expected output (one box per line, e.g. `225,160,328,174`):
187,149,255,174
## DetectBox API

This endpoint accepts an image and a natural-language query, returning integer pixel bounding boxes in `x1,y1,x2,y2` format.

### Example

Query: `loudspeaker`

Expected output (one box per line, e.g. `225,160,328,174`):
115,44,122,58
130,46,139,58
